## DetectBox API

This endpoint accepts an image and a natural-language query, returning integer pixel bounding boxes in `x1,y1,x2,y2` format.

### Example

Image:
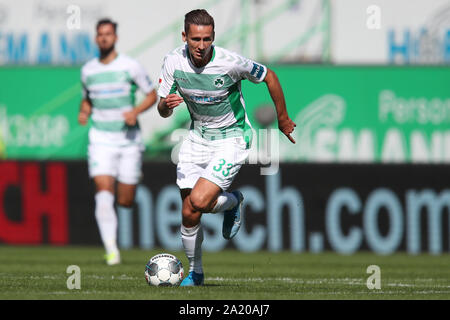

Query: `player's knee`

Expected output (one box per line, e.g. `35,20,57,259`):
182,209,201,227
189,193,211,212
117,195,134,208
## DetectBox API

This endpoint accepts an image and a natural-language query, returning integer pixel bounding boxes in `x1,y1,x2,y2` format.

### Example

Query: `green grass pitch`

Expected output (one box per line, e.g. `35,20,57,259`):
0,245,449,300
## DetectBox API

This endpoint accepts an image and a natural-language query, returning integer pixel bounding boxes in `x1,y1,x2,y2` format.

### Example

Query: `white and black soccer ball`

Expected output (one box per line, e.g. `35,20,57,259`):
145,253,184,287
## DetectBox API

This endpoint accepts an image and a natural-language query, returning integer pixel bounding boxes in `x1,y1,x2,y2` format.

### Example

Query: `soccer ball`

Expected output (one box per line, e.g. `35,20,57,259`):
145,253,184,287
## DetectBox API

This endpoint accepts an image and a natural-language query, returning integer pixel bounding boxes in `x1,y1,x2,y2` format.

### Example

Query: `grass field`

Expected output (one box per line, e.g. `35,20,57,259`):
0,245,449,300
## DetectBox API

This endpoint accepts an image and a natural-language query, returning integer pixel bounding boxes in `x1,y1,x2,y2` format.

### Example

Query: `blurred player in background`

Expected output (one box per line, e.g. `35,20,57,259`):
78,19,157,265
157,9,296,286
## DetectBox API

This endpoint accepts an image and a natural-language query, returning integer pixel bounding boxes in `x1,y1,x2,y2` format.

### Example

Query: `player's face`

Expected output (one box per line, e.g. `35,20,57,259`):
183,24,215,66
96,24,117,52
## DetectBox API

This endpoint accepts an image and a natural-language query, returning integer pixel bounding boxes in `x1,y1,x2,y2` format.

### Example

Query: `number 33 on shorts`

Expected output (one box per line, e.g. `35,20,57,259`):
213,158,234,177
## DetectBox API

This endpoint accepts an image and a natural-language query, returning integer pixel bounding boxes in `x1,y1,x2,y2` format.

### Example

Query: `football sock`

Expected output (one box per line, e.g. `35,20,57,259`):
117,205,133,249
95,190,119,255
180,223,204,274
211,192,238,213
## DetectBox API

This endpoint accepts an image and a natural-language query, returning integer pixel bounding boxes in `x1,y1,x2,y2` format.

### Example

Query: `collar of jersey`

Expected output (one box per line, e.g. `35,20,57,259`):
186,45,215,69
97,52,120,65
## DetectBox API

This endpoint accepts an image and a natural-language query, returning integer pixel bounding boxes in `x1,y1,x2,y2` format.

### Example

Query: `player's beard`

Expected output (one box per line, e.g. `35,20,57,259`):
99,44,115,60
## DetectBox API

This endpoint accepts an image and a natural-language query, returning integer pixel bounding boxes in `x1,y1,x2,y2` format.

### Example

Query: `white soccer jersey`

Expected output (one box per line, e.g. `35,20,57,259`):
81,54,154,145
158,45,268,146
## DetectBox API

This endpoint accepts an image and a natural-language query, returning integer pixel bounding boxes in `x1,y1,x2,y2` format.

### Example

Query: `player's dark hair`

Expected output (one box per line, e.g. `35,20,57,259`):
184,9,215,34
96,18,118,34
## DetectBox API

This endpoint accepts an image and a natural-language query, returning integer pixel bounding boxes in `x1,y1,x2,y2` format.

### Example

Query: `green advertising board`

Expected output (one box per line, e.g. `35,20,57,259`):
1,66,449,162
243,65,450,163
0,67,88,159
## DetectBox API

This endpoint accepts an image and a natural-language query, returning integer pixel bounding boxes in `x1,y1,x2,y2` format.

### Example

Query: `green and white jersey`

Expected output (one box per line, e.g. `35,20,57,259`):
81,54,154,145
158,45,267,147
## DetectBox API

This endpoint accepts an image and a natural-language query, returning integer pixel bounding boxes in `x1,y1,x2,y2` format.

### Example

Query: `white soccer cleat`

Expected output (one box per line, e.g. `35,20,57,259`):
105,252,121,266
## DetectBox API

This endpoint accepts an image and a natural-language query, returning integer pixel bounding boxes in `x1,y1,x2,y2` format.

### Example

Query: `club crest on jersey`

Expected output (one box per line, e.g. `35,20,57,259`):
213,76,225,88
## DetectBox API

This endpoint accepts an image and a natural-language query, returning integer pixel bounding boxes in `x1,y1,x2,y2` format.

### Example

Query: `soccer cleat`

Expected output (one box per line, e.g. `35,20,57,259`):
222,190,244,240
180,271,204,287
104,252,121,266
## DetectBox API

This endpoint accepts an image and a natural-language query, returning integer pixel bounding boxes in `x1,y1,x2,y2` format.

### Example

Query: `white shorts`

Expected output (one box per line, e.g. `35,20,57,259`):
88,142,143,185
176,131,249,191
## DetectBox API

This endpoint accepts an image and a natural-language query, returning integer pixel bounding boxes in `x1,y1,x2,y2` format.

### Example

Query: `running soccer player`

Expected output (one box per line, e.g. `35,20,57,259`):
157,9,296,286
79,18,157,265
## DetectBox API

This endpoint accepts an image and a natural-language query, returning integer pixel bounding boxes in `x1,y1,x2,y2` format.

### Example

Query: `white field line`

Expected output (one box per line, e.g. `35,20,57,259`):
292,290,450,295
2,274,450,292
205,277,450,288
45,289,450,296
87,274,137,280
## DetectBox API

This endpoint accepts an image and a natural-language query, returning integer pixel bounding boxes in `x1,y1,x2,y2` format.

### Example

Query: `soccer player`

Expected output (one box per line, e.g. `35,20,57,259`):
78,19,157,265
157,9,296,286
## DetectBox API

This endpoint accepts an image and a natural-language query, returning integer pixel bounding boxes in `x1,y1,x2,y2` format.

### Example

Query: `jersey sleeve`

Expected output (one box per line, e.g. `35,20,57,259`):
131,62,155,94
157,55,177,98
233,54,268,84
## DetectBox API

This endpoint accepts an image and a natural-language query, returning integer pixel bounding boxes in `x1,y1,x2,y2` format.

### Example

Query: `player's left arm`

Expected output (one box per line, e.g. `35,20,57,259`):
123,89,157,126
123,62,158,126
263,68,296,144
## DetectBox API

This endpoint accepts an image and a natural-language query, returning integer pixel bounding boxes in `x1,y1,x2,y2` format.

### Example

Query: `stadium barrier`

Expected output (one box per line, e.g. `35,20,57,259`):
1,161,449,254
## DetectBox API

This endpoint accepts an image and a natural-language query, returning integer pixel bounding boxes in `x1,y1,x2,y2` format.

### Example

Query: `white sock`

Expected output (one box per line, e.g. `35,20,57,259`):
95,190,119,255
180,224,204,274
211,192,238,213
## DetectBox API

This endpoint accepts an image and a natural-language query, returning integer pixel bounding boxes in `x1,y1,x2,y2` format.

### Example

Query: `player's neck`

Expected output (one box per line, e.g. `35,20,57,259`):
190,49,213,68
99,50,118,65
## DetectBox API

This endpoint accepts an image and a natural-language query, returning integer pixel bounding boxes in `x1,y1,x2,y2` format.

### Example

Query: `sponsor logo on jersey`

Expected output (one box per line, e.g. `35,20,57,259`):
250,63,265,79
189,95,223,103
91,88,126,95
174,76,188,82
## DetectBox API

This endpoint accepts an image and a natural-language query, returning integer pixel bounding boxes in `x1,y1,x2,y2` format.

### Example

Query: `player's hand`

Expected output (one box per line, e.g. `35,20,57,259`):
165,94,184,109
278,116,296,144
123,109,138,126
78,112,89,125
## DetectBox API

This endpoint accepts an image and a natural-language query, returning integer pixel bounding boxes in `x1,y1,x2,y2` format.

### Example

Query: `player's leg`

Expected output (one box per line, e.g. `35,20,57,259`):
177,133,221,286
93,175,121,265
179,188,205,286
116,143,142,251
188,177,223,213
180,177,240,287
116,182,137,207
176,134,208,286
189,176,241,224
88,143,121,265
202,138,249,239
116,182,137,249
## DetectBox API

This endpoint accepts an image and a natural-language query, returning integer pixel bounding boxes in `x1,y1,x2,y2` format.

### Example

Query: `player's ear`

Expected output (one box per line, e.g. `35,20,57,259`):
182,31,187,42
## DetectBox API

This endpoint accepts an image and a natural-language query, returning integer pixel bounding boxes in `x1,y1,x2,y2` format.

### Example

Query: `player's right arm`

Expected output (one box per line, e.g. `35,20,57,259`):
78,98,92,125
79,66,92,126
157,94,184,118
157,53,184,118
